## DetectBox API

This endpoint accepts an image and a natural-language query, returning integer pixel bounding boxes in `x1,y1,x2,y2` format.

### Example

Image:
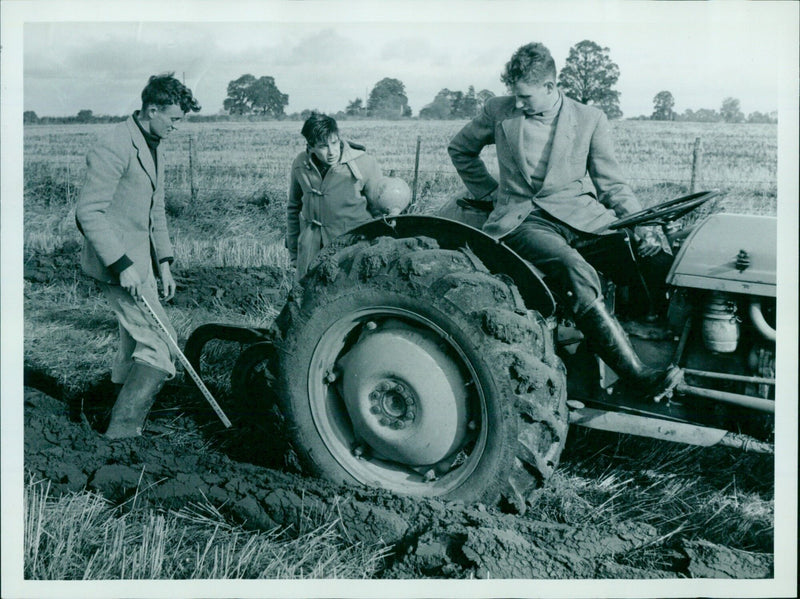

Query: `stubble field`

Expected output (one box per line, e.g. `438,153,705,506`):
20,118,778,581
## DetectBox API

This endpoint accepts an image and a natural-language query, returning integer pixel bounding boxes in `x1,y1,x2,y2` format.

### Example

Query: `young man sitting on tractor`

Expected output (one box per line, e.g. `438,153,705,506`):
448,42,682,399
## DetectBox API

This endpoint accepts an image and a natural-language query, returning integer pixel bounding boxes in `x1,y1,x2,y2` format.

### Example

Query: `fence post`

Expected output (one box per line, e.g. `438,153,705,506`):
690,137,702,193
189,134,199,203
411,135,421,208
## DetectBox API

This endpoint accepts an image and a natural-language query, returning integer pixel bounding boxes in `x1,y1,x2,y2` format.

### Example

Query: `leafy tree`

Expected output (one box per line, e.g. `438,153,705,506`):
720,97,744,123
681,108,720,123
651,91,675,121
419,86,485,120
76,109,94,123
345,98,366,117
476,89,496,111
367,78,410,119
746,111,775,124
453,86,479,119
223,74,256,115
419,88,454,119
300,109,318,121
558,40,623,119
23,110,39,124
248,76,289,118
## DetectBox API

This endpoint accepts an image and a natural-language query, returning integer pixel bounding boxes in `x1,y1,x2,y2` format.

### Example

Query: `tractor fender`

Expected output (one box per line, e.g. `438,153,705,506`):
347,215,556,317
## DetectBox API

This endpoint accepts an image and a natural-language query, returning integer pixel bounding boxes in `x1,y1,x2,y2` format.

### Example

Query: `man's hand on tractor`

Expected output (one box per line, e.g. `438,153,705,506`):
634,225,672,258
119,265,144,300
159,261,176,301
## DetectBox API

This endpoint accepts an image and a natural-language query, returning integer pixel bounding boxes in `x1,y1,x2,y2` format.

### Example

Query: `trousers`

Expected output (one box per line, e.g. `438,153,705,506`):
502,210,603,316
99,268,176,382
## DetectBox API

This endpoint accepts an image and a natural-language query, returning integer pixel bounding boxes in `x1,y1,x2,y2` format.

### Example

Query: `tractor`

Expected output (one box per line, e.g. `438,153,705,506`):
185,190,776,511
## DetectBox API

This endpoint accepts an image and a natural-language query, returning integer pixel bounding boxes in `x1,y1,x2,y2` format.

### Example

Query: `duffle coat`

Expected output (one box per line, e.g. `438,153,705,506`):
286,141,382,277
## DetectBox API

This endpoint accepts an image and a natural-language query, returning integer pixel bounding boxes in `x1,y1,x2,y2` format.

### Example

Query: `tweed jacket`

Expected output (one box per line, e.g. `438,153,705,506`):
76,114,173,283
286,141,382,276
448,94,642,239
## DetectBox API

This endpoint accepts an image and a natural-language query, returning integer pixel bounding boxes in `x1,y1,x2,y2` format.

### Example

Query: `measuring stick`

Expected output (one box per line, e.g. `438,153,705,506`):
138,295,232,428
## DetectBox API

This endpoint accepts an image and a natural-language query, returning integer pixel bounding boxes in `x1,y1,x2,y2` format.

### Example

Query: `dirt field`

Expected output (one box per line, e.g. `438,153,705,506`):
19,119,778,582
23,249,775,580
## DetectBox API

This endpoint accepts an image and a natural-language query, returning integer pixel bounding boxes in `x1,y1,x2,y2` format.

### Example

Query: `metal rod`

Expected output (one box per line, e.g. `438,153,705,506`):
569,408,773,453
139,296,232,428
717,432,773,454
676,383,774,413
671,314,692,366
569,407,727,446
683,368,775,386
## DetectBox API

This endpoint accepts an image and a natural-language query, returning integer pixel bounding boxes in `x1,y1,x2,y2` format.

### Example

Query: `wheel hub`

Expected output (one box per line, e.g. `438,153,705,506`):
369,380,417,428
337,319,470,466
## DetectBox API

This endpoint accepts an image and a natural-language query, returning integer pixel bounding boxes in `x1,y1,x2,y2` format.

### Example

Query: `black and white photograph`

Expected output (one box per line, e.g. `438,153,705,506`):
2,1,797,597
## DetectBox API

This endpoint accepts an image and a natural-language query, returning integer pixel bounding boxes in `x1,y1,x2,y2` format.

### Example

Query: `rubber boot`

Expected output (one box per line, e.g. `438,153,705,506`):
576,299,682,400
104,363,167,439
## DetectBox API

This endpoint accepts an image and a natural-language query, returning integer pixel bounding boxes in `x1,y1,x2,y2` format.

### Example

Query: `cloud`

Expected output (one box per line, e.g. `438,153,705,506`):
271,28,363,66
379,37,451,66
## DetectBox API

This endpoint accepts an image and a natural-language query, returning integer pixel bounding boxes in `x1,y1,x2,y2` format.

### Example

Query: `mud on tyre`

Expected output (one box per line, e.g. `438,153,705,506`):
274,235,568,511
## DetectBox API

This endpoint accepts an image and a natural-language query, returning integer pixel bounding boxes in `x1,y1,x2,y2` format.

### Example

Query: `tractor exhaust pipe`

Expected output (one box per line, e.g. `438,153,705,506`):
749,299,776,342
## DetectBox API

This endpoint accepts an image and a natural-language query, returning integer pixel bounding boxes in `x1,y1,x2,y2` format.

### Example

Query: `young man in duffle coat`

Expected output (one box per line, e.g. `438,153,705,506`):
448,42,681,398
76,73,200,439
286,112,385,280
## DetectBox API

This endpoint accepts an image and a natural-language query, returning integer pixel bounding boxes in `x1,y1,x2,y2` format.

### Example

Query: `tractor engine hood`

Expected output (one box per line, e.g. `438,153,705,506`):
667,213,776,297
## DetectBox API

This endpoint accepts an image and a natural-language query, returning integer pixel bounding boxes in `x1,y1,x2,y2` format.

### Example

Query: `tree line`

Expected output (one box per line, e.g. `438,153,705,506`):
23,39,776,124
644,91,776,124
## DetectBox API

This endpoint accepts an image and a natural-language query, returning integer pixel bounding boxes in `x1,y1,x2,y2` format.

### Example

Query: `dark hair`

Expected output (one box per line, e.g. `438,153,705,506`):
500,43,557,87
141,73,201,113
301,112,339,147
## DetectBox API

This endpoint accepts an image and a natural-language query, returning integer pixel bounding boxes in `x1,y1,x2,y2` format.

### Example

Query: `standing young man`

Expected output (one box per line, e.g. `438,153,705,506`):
76,73,200,439
448,42,680,398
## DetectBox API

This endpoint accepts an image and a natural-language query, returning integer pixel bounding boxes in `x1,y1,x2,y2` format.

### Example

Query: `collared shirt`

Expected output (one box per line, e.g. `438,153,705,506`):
133,111,160,170
521,92,563,192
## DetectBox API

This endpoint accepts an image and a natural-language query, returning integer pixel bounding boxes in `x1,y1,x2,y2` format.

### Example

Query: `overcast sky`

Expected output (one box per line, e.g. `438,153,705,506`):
17,1,797,119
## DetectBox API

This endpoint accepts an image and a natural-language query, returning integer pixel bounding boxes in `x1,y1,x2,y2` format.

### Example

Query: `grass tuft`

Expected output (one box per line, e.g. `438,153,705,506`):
24,474,389,580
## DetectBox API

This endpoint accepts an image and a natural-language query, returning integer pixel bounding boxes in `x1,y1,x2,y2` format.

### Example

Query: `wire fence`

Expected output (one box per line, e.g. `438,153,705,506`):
23,126,778,216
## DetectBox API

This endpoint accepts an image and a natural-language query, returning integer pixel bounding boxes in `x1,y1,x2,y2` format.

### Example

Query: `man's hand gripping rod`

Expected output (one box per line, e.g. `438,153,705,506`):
138,295,232,428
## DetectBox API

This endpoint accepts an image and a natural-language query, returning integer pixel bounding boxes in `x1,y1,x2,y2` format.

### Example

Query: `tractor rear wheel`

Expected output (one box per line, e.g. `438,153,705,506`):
274,235,568,510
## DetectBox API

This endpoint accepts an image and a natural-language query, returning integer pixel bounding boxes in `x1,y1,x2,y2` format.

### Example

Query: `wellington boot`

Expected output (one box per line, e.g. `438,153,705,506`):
577,300,683,400
104,363,168,439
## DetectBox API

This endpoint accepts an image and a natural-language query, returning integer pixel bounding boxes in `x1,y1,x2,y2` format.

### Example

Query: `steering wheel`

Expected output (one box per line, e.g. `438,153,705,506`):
607,190,722,230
